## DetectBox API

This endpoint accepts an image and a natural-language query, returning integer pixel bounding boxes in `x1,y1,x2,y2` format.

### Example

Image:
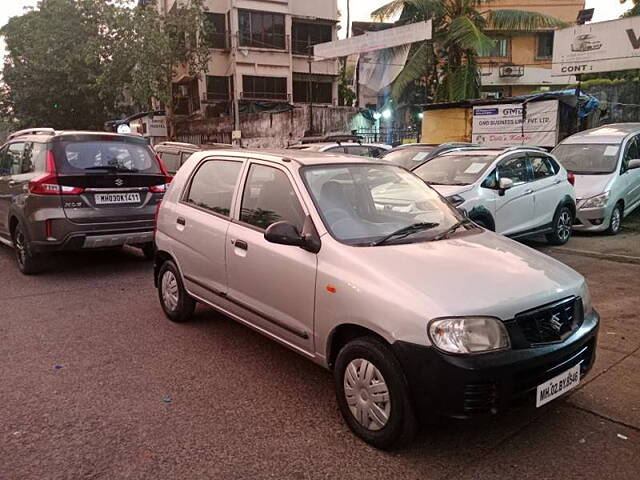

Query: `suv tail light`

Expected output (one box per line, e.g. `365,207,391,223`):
567,172,575,186
28,151,85,195
149,153,173,193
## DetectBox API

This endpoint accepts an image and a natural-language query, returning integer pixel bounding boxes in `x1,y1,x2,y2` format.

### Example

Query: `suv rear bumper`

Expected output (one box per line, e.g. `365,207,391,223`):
30,227,154,252
391,309,599,421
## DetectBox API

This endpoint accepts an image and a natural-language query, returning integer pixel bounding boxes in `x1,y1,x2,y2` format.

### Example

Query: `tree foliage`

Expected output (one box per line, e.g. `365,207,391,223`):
372,0,566,102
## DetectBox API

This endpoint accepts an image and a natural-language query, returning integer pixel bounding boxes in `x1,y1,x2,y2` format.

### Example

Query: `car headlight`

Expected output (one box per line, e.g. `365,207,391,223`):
428,317,510,354
446,194,465,207
581,283,593,316
579,192,609,209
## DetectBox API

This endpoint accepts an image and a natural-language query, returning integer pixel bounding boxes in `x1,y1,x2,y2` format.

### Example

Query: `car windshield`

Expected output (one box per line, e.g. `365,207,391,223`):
383,147,436,169
302,164,466,246
412,153,495,186
552,143,619,174
53,136,160,174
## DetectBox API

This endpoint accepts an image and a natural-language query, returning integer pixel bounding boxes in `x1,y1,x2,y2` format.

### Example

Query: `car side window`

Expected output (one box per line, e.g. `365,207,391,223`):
159,152,180,174
529,153,557,180
7,142,26,175
369,147,385,158
344,145,371,157
325,146,346,154
622,136,640,172
181,152,192,166
185,160,243,217
497,155,530,185
240,163,305,231
0,146,10,176
481,168,498,189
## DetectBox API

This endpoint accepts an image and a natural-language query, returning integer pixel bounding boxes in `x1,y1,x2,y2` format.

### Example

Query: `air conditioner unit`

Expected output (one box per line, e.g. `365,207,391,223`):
499,65,524,78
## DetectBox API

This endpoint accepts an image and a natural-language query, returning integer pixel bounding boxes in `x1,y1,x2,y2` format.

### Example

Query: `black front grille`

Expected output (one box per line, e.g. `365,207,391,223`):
514,297,583,346
463,382,498,414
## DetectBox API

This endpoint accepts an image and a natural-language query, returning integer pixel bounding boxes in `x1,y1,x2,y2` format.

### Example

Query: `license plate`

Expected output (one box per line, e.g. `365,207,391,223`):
94,193,141,205
536,364,581,407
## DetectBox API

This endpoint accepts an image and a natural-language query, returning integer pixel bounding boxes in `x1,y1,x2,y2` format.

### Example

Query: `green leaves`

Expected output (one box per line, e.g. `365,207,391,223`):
484,10,568,31
447,15,494,55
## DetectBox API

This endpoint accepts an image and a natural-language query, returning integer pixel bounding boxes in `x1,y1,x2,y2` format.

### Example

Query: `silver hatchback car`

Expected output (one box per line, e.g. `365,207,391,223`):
154,149,599,448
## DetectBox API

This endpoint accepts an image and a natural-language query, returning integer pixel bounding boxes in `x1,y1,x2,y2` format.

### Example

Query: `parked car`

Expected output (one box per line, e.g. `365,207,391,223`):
552,123,640,234
154,148,598,449
382,142,477,169
288,141,391,158
0,128,172,274
155,141,229,174
411,146,576,245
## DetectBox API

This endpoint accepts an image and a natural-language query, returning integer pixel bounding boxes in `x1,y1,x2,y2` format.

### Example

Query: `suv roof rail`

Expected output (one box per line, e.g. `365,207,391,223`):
155,141,200,149
8,128,56,140
501,145,547,153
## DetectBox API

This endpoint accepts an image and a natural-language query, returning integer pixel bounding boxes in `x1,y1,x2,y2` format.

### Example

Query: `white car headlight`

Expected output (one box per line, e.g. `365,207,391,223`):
579,192,609,209
581,283,593,316
428,317,510,354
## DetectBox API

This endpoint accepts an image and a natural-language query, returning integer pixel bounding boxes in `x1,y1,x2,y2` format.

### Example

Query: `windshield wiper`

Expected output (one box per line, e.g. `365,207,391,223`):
432,218,474,241
372,222,440,246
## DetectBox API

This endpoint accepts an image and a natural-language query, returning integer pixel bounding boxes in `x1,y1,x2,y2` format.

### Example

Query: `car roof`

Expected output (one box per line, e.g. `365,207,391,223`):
439,148,502,156
560,123,640,145
194,148,387,166
6,129,147,143
289,142,391,151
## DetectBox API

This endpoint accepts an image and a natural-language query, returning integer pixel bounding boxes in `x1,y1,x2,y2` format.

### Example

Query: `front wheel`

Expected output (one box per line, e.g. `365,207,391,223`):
12,223,43,275
546,206,573,245
157,260,195,323
334,337,416,449
606,203,623,235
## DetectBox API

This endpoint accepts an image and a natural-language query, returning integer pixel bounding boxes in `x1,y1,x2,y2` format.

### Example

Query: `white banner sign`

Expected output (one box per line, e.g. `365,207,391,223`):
314,20,432,59
552,17,640,76
471,100,559,148
146,116,167,137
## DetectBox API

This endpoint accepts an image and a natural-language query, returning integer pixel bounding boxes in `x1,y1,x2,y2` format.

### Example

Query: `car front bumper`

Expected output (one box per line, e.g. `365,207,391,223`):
391,309,599,421
574,205,611,232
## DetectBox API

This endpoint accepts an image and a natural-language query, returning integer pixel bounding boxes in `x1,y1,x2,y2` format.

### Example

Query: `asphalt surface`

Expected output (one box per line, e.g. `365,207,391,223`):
1,245,638,479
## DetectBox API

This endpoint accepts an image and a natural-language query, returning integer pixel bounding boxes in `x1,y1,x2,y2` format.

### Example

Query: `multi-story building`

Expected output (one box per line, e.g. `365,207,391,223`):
158,0,339,129
478,0,585,98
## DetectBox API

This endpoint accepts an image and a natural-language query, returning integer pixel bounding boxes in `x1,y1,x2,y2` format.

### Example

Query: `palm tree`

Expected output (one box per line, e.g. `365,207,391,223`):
372,0,567,102
621,0,640,17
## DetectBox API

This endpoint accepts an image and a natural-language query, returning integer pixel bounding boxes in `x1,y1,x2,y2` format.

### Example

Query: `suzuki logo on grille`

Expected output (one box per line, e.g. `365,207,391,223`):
115,178,124,187
549,313,563,333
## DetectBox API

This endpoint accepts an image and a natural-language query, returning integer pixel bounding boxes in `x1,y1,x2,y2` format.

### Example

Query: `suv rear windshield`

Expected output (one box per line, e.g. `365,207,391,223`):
383,147,436,169
552,143,619,174
52,135,159,174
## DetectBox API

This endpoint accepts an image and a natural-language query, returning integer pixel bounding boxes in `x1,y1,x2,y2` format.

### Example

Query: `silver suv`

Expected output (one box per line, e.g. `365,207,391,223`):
0,129,171,274
154,148,599,448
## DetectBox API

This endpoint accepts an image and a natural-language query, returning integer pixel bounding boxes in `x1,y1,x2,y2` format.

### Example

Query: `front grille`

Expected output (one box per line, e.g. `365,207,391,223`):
463,382,498,414
514,297,583,346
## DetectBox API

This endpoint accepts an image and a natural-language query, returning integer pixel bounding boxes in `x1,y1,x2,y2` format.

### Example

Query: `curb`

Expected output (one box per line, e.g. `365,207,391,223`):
549,247,640,265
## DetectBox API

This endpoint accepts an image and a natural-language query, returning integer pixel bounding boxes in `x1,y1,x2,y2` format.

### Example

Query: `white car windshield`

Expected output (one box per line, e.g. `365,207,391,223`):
302,164,466,246
412,154,495,186
552,143,619,174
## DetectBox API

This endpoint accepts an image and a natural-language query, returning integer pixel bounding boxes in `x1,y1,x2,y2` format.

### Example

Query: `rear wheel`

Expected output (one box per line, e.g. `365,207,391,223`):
157,260,195,323
334,337,416,449
12,223,43,275
606,203,623,235
546,206,573,245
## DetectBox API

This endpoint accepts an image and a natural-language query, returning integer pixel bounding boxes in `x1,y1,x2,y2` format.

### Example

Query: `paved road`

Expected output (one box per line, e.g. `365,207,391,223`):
0,245,638,479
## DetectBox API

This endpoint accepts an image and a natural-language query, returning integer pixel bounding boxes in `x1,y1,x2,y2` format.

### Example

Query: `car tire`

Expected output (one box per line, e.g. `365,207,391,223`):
546,206,573,245
157,260,195,323
334,336,416,450
12,222,43,275
141,242,155,260
606,203,623,235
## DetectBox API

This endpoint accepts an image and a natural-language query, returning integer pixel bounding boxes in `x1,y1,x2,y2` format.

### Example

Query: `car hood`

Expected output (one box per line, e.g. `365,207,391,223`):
573,173,614,200
431,184,474,198
327,230,585,325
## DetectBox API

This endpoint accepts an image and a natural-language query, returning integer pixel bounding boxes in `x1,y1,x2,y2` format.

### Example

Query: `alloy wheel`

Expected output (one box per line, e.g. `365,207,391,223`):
161,270,180,312
13,229,27,268
556,210,572,243
344,358,391,431
611,207,622,233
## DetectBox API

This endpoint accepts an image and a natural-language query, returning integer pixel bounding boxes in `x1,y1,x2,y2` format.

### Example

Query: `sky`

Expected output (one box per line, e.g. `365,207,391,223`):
0,0,633,60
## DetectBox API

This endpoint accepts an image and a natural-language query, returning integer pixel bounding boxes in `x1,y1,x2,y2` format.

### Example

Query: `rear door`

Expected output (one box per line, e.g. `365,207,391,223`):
51,134,166,226
0,144,14,236
494,154,536,235
529,152,565,228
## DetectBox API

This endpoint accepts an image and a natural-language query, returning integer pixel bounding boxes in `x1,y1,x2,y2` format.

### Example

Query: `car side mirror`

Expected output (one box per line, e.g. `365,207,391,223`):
498,177,514,196
265,221,305,247
628,159,640,170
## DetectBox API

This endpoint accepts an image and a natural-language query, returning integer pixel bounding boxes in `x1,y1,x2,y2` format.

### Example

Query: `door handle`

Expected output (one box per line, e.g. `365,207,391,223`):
524,189,533,195
233,239,248,251
176,217,186,226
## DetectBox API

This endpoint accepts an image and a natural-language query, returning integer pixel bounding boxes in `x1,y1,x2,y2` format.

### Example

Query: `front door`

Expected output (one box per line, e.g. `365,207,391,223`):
621,134,640,212
494,154,536,235
225,161,317,354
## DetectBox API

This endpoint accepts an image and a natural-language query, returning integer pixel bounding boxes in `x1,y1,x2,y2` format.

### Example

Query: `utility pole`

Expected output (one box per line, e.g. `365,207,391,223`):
308,36,314,135
574,8,594,133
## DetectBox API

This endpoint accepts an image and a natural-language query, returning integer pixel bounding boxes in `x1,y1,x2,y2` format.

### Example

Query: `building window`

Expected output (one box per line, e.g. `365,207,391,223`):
537,32,554,59
292,21,332,55
203,13,227,49
206,76,231,101
479,38,509,58
238,10,286,50
173,79,200,116
293,75,333,103
242,76,287,101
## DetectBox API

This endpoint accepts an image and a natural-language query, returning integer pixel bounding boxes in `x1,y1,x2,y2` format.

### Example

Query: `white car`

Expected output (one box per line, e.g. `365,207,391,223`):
411,146,576,244
552,123,640,234
288,142,391,158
